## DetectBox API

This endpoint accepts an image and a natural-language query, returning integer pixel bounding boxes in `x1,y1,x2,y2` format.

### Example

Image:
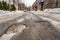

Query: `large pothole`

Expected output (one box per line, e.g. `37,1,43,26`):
0,23,26,40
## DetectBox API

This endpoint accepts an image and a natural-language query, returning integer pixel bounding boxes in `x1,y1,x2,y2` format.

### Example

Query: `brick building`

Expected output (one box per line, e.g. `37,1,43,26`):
44,0,60,8
32,0,60,10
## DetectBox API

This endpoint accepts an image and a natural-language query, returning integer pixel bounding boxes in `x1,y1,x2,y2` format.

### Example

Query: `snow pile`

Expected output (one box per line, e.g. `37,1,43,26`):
37,10,60,21
0,10,24,17
0,24,26,40
44,8,60,13
0,10,10,16
0,33,16,40
0,10,24,19
39,16,60,31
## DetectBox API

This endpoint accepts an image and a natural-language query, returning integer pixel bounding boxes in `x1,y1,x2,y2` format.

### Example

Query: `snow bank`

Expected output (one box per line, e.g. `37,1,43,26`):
39,16,60,31
44,8,60,13
0,10,24,17
0,10,24,19
36,10,60,21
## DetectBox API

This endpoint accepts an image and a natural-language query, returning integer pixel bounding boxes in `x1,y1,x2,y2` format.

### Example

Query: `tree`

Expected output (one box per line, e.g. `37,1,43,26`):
1,1,8,10
9,4,16,11
1,1,10,10
0,1,2,10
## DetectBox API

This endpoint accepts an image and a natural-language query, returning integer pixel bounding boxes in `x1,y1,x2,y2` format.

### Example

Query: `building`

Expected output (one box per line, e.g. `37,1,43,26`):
32,1,37,11
44,0,60,8
44,0,55,9
10,0,27,10
32,0,42,11
58,0,60,7
9,0,23,10
32,0,60,11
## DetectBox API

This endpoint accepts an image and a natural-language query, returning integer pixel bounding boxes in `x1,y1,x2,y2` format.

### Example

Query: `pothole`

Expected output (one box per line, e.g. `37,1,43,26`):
40,21,51,27
0,23,26,40
7,24,26,34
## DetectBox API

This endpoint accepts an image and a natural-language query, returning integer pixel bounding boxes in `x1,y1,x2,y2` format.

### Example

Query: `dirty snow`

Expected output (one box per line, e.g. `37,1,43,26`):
0,10,25,40
43,8,60,13
39,16,60,31
17,18,25,23
32,10,60,31
0,33,16,40
0,10,24,17
0,25,26,40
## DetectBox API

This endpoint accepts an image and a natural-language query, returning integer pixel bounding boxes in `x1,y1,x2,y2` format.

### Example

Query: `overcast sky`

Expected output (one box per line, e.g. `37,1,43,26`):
22,0,36,7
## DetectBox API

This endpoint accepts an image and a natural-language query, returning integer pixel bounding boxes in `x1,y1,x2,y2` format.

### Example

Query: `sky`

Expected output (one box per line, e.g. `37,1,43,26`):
22,0,36,7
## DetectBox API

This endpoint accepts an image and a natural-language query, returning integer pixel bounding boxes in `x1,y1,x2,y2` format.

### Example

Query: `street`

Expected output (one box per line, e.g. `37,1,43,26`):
0,11,60,40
